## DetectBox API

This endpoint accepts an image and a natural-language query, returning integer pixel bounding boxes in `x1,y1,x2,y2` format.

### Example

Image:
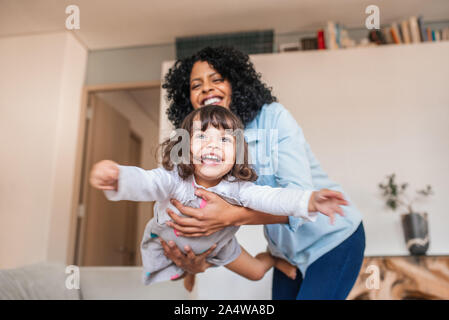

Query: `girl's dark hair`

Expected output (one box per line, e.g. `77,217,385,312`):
162,46,277,128
160,105,258,182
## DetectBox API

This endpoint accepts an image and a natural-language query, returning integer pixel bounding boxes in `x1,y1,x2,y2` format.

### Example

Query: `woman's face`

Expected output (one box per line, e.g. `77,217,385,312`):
190,61,232,110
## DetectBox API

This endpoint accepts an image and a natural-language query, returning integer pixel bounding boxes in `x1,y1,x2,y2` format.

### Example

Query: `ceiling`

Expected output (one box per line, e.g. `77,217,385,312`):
1,0,448,50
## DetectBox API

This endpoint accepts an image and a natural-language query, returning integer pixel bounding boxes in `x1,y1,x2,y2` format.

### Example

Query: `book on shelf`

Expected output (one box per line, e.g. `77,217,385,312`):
326,21,338,49
417,16,426,42
382,27,394,44
335,23,341,48
409,16,421,43
443,28,449,41
401,20,411,44
391,23,402,44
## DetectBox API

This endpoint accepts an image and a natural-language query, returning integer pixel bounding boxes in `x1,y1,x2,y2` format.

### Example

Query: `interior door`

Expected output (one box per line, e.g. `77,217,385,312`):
78,94,132,266
125,133,142,266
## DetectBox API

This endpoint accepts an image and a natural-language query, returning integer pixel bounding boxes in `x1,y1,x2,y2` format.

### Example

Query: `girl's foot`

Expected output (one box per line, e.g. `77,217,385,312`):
184,273,196,292
275,258,297,280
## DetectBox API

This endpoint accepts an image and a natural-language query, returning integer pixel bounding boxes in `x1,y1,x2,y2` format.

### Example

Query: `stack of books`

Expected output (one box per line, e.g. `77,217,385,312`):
297,16,448,51
382,16,449,44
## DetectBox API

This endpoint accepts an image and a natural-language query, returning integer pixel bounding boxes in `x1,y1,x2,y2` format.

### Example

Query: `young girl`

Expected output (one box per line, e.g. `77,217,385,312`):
89,105,347,290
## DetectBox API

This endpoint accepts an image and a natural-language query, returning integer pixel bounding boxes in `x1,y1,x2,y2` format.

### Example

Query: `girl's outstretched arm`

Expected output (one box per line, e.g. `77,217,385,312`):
90,160,176,202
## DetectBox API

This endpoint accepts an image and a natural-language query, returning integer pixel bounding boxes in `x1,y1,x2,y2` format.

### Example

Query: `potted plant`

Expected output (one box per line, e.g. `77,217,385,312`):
378,173,434,256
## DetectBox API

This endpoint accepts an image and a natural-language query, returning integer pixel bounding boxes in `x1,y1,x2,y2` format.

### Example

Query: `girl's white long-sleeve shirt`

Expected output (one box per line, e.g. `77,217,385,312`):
104,165,317,223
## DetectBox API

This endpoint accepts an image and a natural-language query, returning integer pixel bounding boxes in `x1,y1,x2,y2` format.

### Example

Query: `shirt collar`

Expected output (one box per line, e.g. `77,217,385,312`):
188,174,239,200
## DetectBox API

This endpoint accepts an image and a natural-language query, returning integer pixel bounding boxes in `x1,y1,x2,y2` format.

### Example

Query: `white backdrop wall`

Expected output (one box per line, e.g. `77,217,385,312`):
160,41,449,299
251,42,449,257
0,32,87,268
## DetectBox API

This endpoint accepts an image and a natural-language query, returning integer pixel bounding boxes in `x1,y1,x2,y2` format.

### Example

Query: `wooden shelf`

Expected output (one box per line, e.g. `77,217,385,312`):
348,256,449,300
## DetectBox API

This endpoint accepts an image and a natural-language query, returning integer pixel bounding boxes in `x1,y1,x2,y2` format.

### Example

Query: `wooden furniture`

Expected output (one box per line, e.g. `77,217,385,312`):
348,256,449,300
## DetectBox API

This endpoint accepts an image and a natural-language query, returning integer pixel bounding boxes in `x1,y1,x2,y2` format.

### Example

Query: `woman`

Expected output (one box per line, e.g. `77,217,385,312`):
159,46,365,300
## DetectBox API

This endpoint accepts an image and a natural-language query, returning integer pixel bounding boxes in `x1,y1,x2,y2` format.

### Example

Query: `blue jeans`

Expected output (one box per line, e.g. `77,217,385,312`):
272,222,366,300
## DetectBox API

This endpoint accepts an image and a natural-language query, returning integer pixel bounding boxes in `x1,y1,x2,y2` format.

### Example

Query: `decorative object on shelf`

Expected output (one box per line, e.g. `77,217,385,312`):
348,256,449,300
325,21,356,49
317,29,326,50
300,37,318,50
379,173,434,256
368,29,386,45
279,42,300,53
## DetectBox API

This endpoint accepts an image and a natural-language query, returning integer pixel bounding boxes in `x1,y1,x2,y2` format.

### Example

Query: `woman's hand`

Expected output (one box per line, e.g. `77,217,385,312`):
89,160,119,191
165,188,237,237
160,240,216,274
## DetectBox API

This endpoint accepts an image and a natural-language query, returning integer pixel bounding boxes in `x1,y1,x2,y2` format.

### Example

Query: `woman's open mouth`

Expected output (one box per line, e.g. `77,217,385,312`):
202,96,223,106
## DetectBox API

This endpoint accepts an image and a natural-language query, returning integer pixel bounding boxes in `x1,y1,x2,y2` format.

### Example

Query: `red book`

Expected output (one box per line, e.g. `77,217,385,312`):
427,27,432,41
317,29,326,49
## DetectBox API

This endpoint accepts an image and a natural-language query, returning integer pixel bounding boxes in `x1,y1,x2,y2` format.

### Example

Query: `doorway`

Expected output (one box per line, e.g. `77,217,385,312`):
72,82,161,266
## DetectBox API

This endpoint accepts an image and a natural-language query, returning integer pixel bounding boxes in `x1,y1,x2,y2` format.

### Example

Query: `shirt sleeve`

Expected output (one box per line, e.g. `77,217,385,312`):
103,165,175,202
271,104,318,231
239,182,316,221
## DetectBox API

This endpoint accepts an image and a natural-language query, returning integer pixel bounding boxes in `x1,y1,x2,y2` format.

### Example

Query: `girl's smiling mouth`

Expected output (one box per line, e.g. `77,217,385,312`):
201,152,223,166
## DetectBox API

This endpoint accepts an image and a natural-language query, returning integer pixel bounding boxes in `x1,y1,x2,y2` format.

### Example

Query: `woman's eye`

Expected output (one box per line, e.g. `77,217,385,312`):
191,83,200,89
213,78,223,83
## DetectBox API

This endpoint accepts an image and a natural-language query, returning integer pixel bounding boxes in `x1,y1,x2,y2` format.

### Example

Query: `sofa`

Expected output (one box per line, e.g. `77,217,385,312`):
0,262,193,300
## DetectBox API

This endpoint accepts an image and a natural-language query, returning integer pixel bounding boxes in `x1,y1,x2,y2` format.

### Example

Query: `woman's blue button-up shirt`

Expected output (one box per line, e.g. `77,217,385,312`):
244,102,363,277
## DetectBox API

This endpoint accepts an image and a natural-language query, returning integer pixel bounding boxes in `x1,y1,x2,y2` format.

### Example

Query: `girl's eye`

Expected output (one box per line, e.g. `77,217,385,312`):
221,136,232,143
195,133,206,139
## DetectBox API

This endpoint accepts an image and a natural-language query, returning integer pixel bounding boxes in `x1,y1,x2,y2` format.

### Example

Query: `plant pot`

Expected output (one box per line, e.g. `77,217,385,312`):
401,212,429,256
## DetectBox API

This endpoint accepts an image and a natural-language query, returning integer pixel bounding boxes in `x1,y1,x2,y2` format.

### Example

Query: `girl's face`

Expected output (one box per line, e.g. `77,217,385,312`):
190,61,232,110
190,119,235,186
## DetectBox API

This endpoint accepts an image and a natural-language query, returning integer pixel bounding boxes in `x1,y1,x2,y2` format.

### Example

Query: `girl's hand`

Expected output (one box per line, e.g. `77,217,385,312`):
165,188,237,237
89,160,119,191
160,240,216,274
309,189,348,225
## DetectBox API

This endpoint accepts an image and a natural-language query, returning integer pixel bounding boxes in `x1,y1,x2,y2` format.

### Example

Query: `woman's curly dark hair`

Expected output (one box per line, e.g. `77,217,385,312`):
162,46,277,128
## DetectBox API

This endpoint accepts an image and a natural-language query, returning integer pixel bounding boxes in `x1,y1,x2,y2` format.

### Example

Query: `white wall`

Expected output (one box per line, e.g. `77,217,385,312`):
0,32,87,268
86,44,175,85
160,41,449,299
252,42,449,257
